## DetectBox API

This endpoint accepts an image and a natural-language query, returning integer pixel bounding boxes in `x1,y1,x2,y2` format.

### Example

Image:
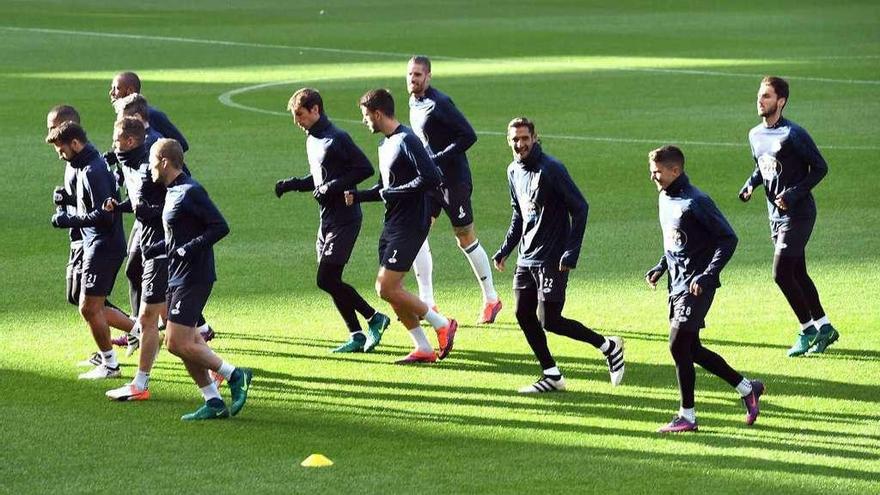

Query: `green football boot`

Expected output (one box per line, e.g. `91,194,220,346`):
807,324,840,354
787,329,817,357
364,312,391,353
181,402,229,421
332,334,366,353
229,368,253,417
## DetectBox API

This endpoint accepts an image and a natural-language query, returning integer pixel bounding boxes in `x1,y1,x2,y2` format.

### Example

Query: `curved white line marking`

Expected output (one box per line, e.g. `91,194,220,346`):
218,81,880,150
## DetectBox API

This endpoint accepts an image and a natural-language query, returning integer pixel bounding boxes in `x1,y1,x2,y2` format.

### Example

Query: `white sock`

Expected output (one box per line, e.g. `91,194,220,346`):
598,337,611,354
735,378,753,397
412,239,435,308
543,366,561,377
461,239,497,303
197,323,211,332
679,407,696,423
408,327,433,353
102,349,118,368
199,382,221,401
217,361,235,380
800,320,816,332
130,321,142,340
815,315,831,327
421,307,449,330
134,370,150,390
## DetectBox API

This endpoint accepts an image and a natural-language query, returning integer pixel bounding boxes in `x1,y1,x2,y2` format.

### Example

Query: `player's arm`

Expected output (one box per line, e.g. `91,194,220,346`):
346,175,384,204
780,127,829,207
431,98,477,162
493,172,523,271
175,187,229,259
275,173,315,197
645,255,668,289
319,134,375,200
691,196,738,292
380,135,441,200
151,110,189,152
52,167,116,229
552,163,589,270
739,145,763,201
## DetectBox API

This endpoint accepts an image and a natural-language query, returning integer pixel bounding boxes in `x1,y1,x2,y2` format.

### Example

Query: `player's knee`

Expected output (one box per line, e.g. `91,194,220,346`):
377,283,397,303
166,338,187,358
316,271,335,293
79,301,100,320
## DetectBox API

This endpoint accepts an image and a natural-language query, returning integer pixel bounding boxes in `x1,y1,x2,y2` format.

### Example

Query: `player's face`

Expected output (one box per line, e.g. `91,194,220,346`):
361,105,380,134
109,76,132,104
757,83,783,118
149,150,165,183
292,105,320,131
112,127,137,153
507,126,535,161
407,61,431,97
649,160,678,191
53,141,76,162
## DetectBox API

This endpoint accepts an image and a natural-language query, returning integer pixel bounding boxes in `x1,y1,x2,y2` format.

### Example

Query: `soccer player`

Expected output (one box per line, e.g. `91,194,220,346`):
493,118,624,394
47,106,133,367
109,71,189,151
104,118,168,401
344,89,458,364
406,56,502,323
144,138,251,420
646,145,764,432
47,122,127,379
739,76,837,356
274,88,391,353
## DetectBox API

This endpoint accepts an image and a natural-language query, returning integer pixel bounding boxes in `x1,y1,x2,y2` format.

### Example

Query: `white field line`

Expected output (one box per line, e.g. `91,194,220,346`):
218,80,880,151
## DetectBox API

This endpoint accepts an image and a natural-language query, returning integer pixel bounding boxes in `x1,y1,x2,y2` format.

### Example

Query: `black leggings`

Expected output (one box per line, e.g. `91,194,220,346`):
773,254,825,324
126,248,143,317
316,261,375,333
669,327,743,409
514,288,605,371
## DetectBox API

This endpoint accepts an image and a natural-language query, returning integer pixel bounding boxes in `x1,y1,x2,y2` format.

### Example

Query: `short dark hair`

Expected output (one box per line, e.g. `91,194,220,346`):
761,76,789,107
116,93,149,120
47,105,81,127
151,138,184,169
649,145,685,170
507,117,537,137
409,55,431,72
46,121,88,145
287,88,324,114
359,88,395,117
115,117,146,145
116,71,141,92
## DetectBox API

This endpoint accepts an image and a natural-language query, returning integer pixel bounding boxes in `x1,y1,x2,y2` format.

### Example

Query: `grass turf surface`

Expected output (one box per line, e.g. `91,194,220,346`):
1,1,878,493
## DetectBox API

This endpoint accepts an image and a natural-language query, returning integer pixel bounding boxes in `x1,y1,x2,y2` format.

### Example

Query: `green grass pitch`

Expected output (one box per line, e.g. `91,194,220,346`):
1,1,878,493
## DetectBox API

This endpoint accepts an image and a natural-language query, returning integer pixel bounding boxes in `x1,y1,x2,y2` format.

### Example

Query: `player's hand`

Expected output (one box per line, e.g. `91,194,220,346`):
739,185,753,202
52,186,70,206
559,262,572,272
645,270,663,290
172,246,189,260
774,193,788,211
103,150,119,165
51,211,72,228
102,198,118,212
313,183,329,205
344,190,356,206
493,255,506,272
689,280,704,296
274,180,287,198
142,242,164,260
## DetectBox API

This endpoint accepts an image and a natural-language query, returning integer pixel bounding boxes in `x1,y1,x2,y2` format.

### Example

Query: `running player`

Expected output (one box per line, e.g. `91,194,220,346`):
275,88,391,352
145,138,251,420
345,89,458,364
646,145,763,432
493,117,624,393
739,76,837,356
406,56,502,323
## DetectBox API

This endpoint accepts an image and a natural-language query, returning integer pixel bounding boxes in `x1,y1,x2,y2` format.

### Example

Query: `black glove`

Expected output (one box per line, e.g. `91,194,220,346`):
51,211,73,228
313,183,329,205
53,186,71,206
103,150,119,165
275,178,302,198
142,241,165,260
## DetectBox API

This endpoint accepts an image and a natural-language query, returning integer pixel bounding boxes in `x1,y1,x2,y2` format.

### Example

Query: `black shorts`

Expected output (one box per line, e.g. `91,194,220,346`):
429,182,474,228
668,288,716,333
317,220,361,266
66,242,84,305
167,283,213,327
81,250,125,297
378,224,429,272
513,265,569,302
141,258,169,305
770,217,815,257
